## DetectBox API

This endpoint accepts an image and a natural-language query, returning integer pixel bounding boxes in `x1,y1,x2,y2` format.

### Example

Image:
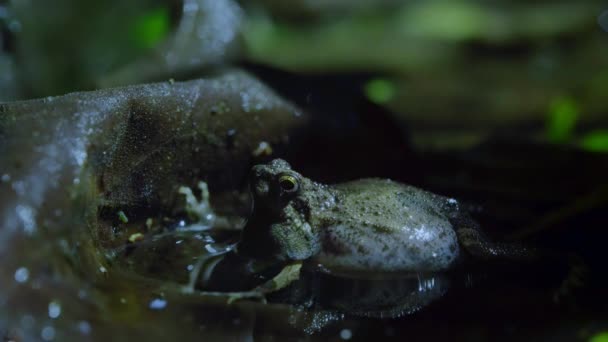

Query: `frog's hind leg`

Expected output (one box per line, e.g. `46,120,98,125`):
456,226,539,261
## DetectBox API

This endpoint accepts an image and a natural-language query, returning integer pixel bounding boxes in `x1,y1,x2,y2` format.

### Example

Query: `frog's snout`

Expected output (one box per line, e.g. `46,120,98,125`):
253,179,269,197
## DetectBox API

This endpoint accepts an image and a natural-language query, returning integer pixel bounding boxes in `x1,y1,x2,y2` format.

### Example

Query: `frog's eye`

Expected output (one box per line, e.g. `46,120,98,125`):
278,174,299,193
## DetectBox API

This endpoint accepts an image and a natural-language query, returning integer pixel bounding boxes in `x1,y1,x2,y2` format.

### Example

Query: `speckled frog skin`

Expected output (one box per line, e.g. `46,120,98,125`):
239,159,531,274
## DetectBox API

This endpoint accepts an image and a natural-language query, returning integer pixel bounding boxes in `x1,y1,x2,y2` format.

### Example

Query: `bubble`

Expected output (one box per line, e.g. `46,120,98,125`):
340,328,353,340
48,301,61,319
41,326,55,341
78,321,91,335
14,267,29,283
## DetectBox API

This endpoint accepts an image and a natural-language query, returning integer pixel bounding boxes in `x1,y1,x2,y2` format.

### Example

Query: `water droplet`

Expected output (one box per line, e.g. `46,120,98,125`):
48,301,61,319
41,326,55,341
252,141,272,157
187,264,194,271
16,205,36,234
149,298,167,310
14,267,29,283
204,244,217,253
340,328,352,340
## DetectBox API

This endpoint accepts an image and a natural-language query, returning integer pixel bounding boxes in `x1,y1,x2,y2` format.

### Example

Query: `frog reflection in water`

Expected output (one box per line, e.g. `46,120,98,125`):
238,158,532,275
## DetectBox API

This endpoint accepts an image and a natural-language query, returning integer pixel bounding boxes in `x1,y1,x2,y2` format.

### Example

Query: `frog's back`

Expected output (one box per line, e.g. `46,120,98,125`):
312,179,461,273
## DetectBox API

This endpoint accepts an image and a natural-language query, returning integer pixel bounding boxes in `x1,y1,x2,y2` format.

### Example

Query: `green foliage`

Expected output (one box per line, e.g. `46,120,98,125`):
131,7,170,49
580,130,608,152
544,96,608,153
117,210,129,223
589,332,608,342
402,2,485,41
364,78,395,104
546,96,579,143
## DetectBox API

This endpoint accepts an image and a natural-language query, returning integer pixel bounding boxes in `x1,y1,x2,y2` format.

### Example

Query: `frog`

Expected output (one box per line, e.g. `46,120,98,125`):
238,158,535,275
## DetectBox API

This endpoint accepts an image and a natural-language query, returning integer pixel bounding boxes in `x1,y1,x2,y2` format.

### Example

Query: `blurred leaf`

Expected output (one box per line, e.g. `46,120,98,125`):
580,130,608,152
546,96,579,143
131,7,170,49
117,210,129,223
402,2,485,40
590,332,608,342
364,78,395,104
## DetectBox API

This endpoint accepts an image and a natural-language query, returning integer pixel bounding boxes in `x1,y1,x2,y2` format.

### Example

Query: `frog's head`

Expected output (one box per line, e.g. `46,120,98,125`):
249,158,303,215
239,159,320,261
